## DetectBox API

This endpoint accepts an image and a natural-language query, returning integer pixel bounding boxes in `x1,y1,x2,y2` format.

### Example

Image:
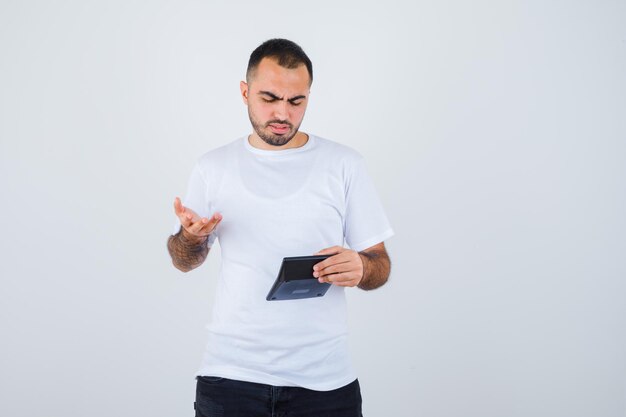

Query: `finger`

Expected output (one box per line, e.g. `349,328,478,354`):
210,212,223,224
197,214,222,235
313,260,352,277
179,206,202,226
187,217,211,235
180,210,197,229
314,253,352,273
201,212,222,229
179,213,193,229
174,197,185,216
318,272,357,285
174,198,195,228
188,211,223,235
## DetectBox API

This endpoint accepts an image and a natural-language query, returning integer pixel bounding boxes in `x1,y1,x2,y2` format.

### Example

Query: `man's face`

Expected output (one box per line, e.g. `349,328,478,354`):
240,57,311,147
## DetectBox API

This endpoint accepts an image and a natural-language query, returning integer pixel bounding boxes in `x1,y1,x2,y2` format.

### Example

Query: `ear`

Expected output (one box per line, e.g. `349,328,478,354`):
240,81,249,105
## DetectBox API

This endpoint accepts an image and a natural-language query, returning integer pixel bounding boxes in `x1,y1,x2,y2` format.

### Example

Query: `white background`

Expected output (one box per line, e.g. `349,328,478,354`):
1,1,625,416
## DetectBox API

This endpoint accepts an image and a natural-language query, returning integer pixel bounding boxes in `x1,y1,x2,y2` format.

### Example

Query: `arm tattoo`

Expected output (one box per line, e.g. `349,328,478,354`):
167,227,210,272
357,248,391,290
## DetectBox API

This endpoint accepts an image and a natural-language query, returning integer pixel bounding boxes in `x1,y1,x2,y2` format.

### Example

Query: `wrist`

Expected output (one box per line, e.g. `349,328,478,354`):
358,252,368,286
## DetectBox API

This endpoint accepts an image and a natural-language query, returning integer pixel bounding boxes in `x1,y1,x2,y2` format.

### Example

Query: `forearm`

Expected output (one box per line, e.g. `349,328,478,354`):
167,227,210,272
357,248,391,290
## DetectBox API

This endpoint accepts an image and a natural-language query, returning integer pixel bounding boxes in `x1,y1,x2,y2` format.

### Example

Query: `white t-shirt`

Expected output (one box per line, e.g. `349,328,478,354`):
172,134,394,391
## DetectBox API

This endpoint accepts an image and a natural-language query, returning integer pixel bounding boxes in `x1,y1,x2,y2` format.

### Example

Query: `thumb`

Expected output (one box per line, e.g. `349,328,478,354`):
314,246,343,255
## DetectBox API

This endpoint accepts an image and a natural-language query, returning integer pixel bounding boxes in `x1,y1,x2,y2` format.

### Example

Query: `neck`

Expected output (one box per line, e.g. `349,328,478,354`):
248,131,309,151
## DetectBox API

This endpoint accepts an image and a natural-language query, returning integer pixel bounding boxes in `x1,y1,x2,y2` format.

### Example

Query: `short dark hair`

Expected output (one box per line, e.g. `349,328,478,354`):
246,38,313,85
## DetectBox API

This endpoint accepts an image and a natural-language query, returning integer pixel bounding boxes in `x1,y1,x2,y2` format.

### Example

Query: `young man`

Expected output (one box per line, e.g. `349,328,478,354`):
168,38,394,417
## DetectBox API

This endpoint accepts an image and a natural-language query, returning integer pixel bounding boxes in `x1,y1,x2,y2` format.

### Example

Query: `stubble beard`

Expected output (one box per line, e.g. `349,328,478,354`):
249,110,301,147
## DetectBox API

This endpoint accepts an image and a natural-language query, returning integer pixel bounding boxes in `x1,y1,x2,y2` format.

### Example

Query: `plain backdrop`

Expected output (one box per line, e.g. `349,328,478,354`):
1,1,625,416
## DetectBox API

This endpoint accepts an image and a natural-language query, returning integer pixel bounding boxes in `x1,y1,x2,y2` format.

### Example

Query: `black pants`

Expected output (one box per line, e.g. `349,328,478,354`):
195,376,363,417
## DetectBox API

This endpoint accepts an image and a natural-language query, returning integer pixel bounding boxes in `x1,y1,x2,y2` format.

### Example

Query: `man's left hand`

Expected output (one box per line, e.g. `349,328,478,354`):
312,246,364,287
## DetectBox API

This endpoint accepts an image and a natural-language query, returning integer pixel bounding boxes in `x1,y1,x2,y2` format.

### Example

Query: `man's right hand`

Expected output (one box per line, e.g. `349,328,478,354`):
174,197,222,243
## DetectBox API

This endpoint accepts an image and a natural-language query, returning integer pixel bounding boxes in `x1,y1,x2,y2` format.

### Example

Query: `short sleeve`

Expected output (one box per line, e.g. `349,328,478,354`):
343,157,394,252
171,163,217,247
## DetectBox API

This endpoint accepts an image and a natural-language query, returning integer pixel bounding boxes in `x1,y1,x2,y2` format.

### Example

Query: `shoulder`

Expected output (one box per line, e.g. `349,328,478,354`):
312,135,365,167
193,137,242,175
198,138,240,164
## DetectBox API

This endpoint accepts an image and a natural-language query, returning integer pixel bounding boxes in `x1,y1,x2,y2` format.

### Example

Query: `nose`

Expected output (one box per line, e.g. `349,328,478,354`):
273,100,289,121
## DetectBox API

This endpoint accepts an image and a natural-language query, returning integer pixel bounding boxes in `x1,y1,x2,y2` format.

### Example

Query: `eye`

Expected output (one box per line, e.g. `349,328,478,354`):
290,101,302,106
263,98,276,103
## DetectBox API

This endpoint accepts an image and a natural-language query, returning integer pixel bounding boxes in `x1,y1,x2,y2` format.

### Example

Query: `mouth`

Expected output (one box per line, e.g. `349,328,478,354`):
267,123,291,135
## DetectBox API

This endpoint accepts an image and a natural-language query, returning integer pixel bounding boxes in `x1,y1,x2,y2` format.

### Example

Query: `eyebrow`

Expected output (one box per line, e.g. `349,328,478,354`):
258,91,306,102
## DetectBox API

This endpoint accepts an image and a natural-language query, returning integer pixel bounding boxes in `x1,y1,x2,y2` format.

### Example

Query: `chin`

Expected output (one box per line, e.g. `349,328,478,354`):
259,130,297,147
263,137,292,147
